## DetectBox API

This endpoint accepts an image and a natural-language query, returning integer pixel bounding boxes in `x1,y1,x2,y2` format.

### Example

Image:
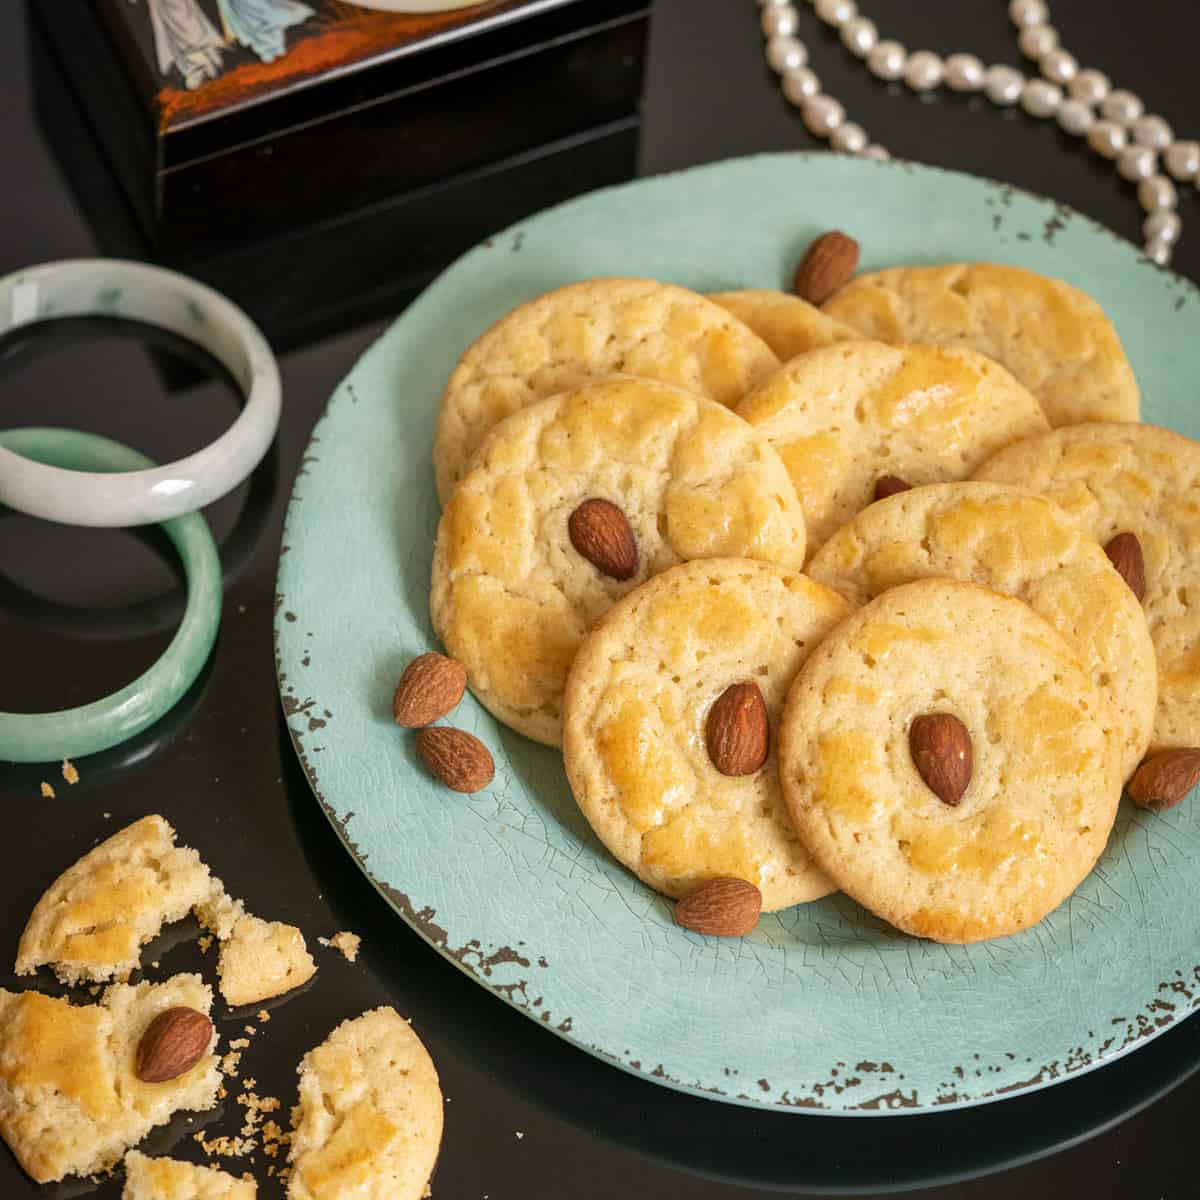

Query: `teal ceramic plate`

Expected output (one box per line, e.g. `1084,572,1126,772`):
275,153,1200,1116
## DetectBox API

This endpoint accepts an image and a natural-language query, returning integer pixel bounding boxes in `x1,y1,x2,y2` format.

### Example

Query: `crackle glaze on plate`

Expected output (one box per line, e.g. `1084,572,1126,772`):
275,154,1200,1115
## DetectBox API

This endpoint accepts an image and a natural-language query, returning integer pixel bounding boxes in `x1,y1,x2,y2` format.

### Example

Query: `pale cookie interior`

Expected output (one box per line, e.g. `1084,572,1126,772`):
431,377,808,745
708,289,864,362
736,341,1049,551
0,976,220,1184
563,558,850,910
975,422,1200,749
433,277,780,501
123,1149,256,1199
218,916,316,1008
287,1007,442,1200
779,579,1122,944
807,481,1157,779
823,262,1140,427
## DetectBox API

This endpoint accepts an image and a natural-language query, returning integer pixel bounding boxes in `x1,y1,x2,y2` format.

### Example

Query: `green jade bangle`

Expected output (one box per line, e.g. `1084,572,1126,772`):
0,429,222,763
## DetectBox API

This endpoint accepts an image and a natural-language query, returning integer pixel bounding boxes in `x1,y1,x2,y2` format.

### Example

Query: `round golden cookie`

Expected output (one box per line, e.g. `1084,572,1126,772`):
822,263,1140,427
562,558,850,911
779,579,1123,944
807,482,1157,779
430,378,808,746
432,278,780,502
735,340,1049,552
975,422,1200,750
707,289,863,362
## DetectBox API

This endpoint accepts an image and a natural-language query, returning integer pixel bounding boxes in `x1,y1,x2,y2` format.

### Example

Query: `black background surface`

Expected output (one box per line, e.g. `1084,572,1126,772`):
1,2,1197,1197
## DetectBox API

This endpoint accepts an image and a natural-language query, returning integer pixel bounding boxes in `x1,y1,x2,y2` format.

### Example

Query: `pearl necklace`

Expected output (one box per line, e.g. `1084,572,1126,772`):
759,0,1196,267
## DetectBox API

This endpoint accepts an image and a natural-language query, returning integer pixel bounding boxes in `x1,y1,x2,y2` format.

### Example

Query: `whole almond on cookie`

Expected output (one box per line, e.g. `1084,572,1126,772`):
135,1007,213,1083
675,877,762,937
1126,748,1200,812
1104,532,1146,603
416,726,494,792
393,652,467,727
568,498,639,580
706,682,770,776
909,712,973,806
793,230,860,304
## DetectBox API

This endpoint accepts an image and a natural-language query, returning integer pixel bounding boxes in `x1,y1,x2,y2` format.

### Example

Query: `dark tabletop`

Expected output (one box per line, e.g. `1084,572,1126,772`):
2,1,1198,1197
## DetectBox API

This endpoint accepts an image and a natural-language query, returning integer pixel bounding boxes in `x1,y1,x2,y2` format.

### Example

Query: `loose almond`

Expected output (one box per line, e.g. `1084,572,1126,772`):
416,726,494,793
1104,532,1146,603
873,474,912,502
135,1007,213,1083
568,498,638,580
393,652,467,727
675,877,762,937
706,682,770,776
1126,748,1200,812
793,230,860,304
909,712,973,806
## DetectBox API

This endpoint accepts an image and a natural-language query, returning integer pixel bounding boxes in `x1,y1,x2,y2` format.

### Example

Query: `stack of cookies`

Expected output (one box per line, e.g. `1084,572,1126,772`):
423,237,1200,947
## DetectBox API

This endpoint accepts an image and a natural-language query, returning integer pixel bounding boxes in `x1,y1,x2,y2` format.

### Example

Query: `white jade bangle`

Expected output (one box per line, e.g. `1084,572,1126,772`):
0,259,281,527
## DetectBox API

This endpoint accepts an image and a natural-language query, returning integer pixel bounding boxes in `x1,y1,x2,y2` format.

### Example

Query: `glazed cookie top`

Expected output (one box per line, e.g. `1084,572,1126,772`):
822,263,1140,427
562,558,850,911
432,277,779,501
975,422,1200,749
430,378,808,746
707,289,863,362
779,579,1122,944
735,340,1049,550
807,482,1157,778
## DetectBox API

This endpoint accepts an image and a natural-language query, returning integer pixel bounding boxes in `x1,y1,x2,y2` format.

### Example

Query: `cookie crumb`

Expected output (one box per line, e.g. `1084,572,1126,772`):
317,930,362,962
230,1038,250,1049
221,1050,243,1075
39,782,55,799
244,1025,256,1035
61,759,79,784
257,1009,271,1021
198,934,214,954
515,1130,524,1139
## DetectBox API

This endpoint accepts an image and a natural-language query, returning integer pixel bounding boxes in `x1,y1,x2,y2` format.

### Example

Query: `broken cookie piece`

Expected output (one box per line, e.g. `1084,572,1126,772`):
0,975,220,1184
217,916,316,1008
123,1149,255,1198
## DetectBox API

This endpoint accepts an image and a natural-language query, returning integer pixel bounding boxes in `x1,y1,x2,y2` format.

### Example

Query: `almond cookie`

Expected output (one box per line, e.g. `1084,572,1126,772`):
123,1150,255,1199
707,289,863,362
0,976,220,1183
975,423,1200,749
779,579,1122,944
287,1007,442,1200
822,263,1139,427
562,558,850,910
433,277,779,501
430,377,808,745
735,341,1048,551
807,482,1157,778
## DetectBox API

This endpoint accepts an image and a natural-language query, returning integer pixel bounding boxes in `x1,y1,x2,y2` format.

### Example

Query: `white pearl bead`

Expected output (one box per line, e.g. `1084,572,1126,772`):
944,53,985,92
840,16,877,57
1144,238,1172,267
1087,119,1127,159
782,67,821,105
761,5,799,37
1020,79,1062,118
1100,89,1143,124
1117,144,1157,181
1069,69,1110,106
831,122,868,154
1056,99,1094,137
984,64,1025,106
904,51,943,92
1008,0,1048,28
815,0,855,26
1144,210,1181,245
1131,115,1173,151
1018,24,1058,60
1165,141,1200,181
1138,174,1178,212
1040,49,1077,85
802,94,846,137
867,40,906,81
862,144,890,161
767,34,808,74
